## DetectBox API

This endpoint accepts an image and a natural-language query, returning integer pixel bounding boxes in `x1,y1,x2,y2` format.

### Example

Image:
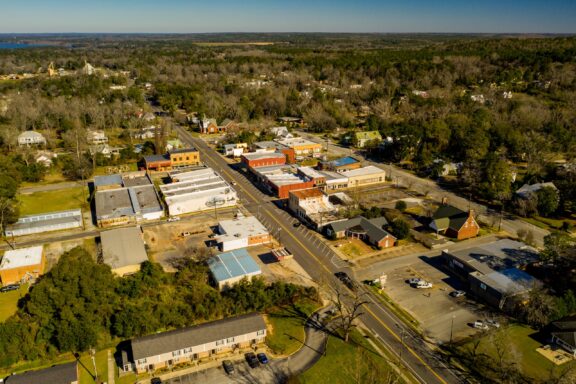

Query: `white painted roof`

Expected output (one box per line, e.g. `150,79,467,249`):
340,165,386,178
0,246,43,270
218,216,268,242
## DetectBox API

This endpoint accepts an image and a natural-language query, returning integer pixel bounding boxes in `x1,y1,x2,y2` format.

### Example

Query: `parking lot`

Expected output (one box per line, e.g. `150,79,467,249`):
161,357,290,384
381,254,492,343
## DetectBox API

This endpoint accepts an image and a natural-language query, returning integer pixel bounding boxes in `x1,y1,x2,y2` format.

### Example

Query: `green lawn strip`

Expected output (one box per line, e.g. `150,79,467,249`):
458,324,576,381
78,349,109,384
0,354,76,379
521,217,554,230
367,286,420,333
18,186,88,215
0,284,28,322
266,298,321,356
20,169,67,188
300,329,403,384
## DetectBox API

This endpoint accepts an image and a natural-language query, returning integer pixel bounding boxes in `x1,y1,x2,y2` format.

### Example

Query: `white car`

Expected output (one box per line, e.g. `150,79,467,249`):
486,319,500,328
415,281,433,289
408,278,422,285
167,216,181,222
473,320,489,330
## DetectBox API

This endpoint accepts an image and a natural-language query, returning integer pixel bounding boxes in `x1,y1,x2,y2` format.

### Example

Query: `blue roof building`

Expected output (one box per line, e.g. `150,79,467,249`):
208,248,262,290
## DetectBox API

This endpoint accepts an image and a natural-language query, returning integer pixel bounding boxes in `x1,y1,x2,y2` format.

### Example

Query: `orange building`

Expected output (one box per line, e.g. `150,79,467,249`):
0,246,45,285
169,148,200,168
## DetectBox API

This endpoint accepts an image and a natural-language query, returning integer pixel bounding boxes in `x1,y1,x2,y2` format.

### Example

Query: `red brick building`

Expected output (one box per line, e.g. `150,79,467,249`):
430,205,479,240
241,152,286,169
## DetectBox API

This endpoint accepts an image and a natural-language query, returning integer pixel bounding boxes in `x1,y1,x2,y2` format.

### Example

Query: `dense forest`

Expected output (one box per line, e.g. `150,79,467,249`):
0,247,317,367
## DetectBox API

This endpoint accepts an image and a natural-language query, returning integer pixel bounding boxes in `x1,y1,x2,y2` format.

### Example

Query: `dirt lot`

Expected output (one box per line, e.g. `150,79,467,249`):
248,245,316,288
142,210,237,271
43,237,97,271
381,255,496,344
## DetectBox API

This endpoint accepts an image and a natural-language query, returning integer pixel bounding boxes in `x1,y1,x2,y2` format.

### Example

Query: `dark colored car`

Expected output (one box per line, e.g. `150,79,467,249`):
257,352,269,364
245,352,259,368
0,284,20,293
334,272,355,290
293,222,302,228
151,378,162,384
222,360,235,374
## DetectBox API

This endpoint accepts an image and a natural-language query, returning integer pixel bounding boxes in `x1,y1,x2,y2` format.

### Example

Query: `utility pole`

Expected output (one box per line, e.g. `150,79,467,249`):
89,348,98,382
450,314,455,345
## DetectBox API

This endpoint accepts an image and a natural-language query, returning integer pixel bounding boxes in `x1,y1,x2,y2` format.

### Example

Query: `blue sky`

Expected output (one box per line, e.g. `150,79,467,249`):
1,0,575,33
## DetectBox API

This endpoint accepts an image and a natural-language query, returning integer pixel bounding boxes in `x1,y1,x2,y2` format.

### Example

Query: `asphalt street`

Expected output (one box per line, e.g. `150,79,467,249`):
176,126,466,384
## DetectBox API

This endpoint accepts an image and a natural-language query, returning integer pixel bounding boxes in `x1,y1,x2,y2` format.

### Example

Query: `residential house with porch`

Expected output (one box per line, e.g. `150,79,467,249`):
354,131,382,148
550,315,576,357
17,131,46,146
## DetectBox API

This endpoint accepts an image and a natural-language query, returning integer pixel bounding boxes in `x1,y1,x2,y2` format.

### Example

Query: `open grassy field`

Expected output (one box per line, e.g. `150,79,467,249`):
458,324,576,382
300,329,403,384
0,283,28,322
266,298,320,356
18,186,88,215
78,349,108,384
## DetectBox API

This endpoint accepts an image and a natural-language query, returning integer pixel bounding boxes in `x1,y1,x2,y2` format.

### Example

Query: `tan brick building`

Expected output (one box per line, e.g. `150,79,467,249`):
0,246,45,285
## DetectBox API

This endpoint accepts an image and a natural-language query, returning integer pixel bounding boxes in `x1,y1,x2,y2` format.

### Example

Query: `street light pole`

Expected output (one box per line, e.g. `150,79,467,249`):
450,315,455,345
90,348,98,382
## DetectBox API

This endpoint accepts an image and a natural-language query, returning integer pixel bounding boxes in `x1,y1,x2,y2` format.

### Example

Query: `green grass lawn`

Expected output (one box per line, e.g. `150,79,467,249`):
300,330,403,384
0,283,28,322
458,324,576,382
266,299,320,356
18,186,88,215
20,168,67,188
78,349,109,384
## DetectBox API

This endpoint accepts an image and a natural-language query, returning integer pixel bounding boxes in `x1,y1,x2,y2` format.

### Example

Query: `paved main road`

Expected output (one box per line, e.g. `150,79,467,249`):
298,131,549,247
176,126,465,384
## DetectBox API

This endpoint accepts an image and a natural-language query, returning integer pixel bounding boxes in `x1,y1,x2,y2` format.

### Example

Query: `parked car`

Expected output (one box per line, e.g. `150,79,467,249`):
181,232,192,237
257,352,269,364
0,284,20,293
415,281,433,289
151,378,162,384
167,216,180,222
407,278,422,285
486,319,500,328
293,222,302,228
450,290,466,298
222,360,235,374
473,320,489,330
245,352,259,368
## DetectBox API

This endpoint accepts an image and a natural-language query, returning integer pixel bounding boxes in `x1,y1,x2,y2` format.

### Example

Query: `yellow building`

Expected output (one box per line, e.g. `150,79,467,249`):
169,148,200,168
275,138,323,158
0,246,45,285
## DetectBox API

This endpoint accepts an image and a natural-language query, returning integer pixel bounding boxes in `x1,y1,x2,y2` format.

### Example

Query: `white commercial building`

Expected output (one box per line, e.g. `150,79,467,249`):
6,209,83,237
160,168,238,217
217,216,271,252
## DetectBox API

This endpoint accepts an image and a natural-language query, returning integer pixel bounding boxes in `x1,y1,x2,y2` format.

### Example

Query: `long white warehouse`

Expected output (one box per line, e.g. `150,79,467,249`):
160,167,238,216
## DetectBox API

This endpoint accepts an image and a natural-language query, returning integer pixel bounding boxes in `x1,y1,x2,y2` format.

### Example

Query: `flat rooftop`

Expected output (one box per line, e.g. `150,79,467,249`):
447,239,539,273
253,141,287,150
298,166,324,179
101,227,148,270
290,188,324,200
275,137,320,148
254,165,310,187
95,184,163,219
331,156,359,167
208,248,261,283
1,246,43,270
218,216,268,241
169,167,215,182
340,165,386,178
242,152,286,161
471,268,537,295
122,173,152,187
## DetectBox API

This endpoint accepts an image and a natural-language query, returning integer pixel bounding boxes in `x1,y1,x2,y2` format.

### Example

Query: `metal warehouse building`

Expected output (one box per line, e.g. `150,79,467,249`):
160,167,238,216
5,209,83,237
208,248,262,290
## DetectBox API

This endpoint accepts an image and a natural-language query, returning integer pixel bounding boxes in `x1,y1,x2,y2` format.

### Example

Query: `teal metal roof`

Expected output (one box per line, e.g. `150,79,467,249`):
208,248,261,283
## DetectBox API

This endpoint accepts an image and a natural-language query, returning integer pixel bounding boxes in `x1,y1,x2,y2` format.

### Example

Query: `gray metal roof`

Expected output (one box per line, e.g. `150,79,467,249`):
327,216,393,243
101,226,148,270
4,362,77,384
130,313,266,360
208,248,261,283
